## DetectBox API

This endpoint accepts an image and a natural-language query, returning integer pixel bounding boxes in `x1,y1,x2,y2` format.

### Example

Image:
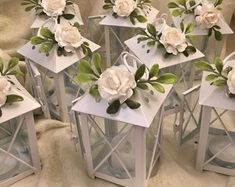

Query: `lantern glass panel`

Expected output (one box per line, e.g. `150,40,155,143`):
205,108,235,169
0,117,32,182
87,115,136,179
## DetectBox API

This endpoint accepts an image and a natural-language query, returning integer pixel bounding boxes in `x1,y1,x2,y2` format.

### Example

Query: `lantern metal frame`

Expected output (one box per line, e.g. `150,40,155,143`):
0,76,41,187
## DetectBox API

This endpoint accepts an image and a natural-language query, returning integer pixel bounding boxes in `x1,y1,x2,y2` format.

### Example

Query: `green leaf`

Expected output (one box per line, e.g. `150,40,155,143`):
106,100,121,114
6,94,24,104
147,40,156,47
92,53,102,74
6,69,24,76
103,4,113,9
25,5,35,11
135,64,146,81
176,0,186,6
79,60,94,74
147,24,157,38
137,83,149,90
215,0,223,6
194,61,214,72
189,0,196,7
40,27,54,39
39,42,54,53
180,21,184,32
89,84,100,97
149,64,159,79
30,36,45,45
136,15,147,23
76,73,96,83
156,73,177,84
0,108,2,117
73,22,80,30
168,2,179,8
137,37,149,43
172,9,181,17
7,57,19,70
136,28,148,36
151,82,165,93
0,57,3,73
215,57,223,74
215,30,222,41
205,74,218,81
185,23,194,34
125,99,141,109
212,79,227,86
208,28,213,37
62,14,75,20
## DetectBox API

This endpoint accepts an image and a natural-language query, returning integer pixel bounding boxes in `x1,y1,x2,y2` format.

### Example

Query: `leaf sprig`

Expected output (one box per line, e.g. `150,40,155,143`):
0,57,24,77
21,0,75,23
136,22,196,57
76,53,177,114
30,23,92,57
194,57,230,86
103,0,150,25
168,0,223,41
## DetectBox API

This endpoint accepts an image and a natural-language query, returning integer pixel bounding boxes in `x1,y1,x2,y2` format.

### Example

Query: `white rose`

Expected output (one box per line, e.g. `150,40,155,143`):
41,0,66,17
194,2,220,29
227,69,235,94
98,65,137,104
0,76,11,107
113,0,137,17
159,26,187,55
55,24,83,53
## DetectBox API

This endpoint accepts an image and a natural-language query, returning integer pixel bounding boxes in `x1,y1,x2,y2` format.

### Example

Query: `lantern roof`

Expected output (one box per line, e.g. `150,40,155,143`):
172,15,233,36
199,60,235,111
99,6,159,28
31,4,84,29
0,76,41,123
17,38,100,73
72,85,172,128
125,35,204,70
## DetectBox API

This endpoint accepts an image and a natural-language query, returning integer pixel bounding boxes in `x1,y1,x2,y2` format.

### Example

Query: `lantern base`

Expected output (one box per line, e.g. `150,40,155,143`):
208,136,235,168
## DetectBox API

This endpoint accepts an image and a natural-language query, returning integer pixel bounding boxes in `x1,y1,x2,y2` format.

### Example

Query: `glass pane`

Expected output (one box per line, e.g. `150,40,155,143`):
87,115,135,179
0,117,32,182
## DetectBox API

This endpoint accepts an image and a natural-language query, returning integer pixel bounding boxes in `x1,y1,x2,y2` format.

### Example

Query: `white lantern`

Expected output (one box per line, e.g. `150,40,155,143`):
0,76,41,186
99,5,159,66
18,34,100,122
71,84,172,187
196,58,235,175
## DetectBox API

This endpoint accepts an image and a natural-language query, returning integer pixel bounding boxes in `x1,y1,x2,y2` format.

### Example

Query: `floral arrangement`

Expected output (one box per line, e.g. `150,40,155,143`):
21,0,75,23
30,22,92,57
168,0,223,41
103,0,152,25
136,22,196,57
194,57,235,97
0,57,24,117
76,53,177,114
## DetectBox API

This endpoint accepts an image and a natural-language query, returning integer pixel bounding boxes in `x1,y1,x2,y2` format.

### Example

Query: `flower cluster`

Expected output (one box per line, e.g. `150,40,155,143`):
168,0,223,41
76,53,177,114
103,0,151,25
136,22,196,57
21,0,75,23
194,57,235,97
30,23,92,57
0,57,24,117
